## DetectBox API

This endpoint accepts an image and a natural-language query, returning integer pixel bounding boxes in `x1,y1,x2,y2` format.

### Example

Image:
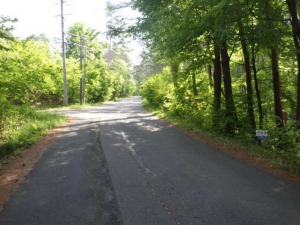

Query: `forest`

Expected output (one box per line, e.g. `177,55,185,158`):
128,0,300,174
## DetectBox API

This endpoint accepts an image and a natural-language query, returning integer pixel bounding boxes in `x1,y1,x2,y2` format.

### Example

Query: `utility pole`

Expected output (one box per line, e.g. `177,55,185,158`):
82,46,87,104
107,34,112,67
80,35,83,105
65,33,98,105
61,0,68,105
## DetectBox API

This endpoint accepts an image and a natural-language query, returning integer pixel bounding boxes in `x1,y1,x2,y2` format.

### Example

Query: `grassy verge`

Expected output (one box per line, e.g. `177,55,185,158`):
34,102,104,110
0,105,67,158
142,98,300,176
142,98,213,132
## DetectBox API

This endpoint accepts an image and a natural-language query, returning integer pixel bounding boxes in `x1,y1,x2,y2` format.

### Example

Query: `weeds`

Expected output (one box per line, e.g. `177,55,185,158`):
142,98,300,176
34,102,103,110
0,105,66,158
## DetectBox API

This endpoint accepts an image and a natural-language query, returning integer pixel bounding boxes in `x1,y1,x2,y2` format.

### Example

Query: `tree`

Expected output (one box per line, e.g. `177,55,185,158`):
286,0,300,131
260,0,286,128
234,5,256,130
66,23,101,60
0,16,17,51
26,33,49,42
0,38,65,104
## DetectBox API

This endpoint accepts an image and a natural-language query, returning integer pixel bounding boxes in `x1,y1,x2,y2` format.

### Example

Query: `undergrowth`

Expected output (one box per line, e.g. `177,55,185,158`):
142,98,300,176
0,105,67,158
34,102,103,110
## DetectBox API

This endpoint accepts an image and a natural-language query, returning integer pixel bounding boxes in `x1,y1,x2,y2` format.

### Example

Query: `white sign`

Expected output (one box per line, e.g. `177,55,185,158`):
256,130,268,140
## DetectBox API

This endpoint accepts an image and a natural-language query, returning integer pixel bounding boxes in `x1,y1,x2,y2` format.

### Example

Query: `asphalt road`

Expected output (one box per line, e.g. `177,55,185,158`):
1,96,300,225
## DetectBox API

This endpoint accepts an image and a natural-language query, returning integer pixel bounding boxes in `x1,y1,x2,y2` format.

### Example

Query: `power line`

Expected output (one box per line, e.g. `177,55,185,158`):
67,41,100,53
67,32,87,40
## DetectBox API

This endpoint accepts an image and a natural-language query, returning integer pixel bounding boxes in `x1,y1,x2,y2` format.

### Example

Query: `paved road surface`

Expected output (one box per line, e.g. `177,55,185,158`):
1,96,300,224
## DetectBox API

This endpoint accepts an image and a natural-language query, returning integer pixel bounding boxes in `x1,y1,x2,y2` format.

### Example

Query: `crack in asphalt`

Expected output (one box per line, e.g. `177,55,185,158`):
118,107,204,224
85,123,104,225
85,123,123,225
120,131,181,225
121,131,151,174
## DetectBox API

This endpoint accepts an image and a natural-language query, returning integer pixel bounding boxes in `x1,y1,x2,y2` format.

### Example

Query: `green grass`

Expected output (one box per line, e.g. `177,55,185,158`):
34,102,104,110
0,106,67,158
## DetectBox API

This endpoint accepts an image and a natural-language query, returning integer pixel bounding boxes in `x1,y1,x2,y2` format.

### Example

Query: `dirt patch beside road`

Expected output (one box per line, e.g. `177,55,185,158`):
0,117,75,211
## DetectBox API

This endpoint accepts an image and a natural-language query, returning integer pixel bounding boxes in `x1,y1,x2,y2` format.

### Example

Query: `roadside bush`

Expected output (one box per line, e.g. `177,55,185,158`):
142,73,172,107
0,106,66,157
261,122,300,173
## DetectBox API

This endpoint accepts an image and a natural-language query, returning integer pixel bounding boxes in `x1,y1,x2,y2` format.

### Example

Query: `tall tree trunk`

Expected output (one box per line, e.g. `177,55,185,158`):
191,59,198,96
271,47,284,128
293,34,300,131
207,65,213,88
213,45,222,128
263,1,283,128
286,0,300,130
192,72,197,96
221,41,238,135
213,45,222,112
286,0,300,41
238,20,256,130
252,44,263,129
171,64,179,88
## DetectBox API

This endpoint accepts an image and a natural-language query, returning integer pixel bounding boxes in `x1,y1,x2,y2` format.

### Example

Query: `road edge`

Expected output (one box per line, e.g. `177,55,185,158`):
0,117,75,211
142,105,300,187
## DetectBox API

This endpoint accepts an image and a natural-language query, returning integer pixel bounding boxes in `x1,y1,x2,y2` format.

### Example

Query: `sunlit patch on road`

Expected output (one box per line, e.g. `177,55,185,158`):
121,132,151,174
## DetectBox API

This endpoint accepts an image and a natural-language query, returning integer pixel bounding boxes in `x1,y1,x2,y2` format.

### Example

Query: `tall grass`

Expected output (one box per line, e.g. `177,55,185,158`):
0,105,66,158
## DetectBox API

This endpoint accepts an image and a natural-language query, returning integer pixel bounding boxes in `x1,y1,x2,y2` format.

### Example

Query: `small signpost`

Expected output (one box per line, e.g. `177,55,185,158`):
256,130,268,140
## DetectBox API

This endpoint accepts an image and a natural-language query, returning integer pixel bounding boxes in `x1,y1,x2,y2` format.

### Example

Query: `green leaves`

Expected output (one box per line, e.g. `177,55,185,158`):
0,15,17,51
66,23,102,59
0,39,63,104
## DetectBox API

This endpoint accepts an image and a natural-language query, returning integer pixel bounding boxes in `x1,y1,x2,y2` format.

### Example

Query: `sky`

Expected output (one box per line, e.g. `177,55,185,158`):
2,0,143,65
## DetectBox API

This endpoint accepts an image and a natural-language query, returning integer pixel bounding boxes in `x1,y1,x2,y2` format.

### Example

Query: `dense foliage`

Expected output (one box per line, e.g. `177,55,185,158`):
0,20,136,156
129,0,300,173
0,106,66,158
